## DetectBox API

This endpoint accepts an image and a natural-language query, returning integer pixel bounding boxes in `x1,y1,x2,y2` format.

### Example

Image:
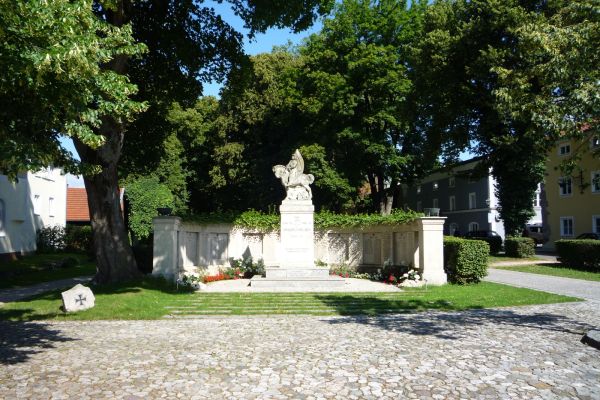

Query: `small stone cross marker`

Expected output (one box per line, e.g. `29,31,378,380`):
75,294,87,306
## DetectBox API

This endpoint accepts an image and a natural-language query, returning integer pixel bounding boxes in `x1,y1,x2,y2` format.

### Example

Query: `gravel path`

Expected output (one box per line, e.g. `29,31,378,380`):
1,301,599,399
0,276,92,304
486,268,600,302
200,278,402,293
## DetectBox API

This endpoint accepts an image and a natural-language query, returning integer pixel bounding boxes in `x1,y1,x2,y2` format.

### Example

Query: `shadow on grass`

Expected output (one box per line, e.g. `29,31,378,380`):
316,295,591,340
0,312,78,365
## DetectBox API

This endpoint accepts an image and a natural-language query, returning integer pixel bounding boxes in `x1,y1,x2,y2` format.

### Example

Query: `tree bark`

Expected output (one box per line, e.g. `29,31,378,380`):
74,120,140,284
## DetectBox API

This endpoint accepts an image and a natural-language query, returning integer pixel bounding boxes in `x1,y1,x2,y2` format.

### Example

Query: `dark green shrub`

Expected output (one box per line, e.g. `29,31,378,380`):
125,176,174,240
132,240,154,274
505,236,535,258
444,236,489,284
60,256,80,268
464,236,502,255
555,240,600,271
36,226,66,252
486,236,503,255
65,225,93,253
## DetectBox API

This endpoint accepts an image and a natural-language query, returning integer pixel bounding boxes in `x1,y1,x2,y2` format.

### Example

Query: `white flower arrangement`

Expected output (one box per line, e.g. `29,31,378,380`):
177,272,206,290
398,268,427,288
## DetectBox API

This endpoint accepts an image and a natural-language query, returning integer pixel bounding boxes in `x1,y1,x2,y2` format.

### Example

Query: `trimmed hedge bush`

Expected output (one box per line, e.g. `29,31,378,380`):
65,225,93,254
444,236,489,284
555,240,600,271
504,236,535,258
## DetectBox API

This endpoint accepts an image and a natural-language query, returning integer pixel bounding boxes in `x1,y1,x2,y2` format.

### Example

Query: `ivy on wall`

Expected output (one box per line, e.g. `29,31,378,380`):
183,209,422,232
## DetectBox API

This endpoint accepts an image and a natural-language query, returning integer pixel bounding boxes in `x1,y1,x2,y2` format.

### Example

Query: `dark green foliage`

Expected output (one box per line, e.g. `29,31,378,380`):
125,176,174,240
183,209,421,231
61,257,80,269
132,241,154,274
504,237,535,258
465,235,502,255
443,236,489,284
36,226,66,253
556,240,600,271
413,0,597,236
65,225,93,254
299,0,429,213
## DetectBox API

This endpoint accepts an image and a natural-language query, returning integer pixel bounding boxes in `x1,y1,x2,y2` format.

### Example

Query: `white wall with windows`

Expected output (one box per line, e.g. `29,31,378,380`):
0,168,67,256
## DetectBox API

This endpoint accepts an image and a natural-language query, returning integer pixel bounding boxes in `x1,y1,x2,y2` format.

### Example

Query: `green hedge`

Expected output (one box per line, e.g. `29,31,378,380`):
444,236,489,284
555,240,600,271
65,225,93,254
183,209,422,232
504,237,535,258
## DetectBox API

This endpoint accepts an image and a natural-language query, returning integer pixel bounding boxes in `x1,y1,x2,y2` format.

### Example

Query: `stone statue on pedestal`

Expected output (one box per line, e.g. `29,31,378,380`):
273,149,315,200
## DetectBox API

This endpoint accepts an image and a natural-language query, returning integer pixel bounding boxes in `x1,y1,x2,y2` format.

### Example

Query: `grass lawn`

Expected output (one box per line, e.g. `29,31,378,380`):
497,264,600,282
0,278,579,321
0,253,96,289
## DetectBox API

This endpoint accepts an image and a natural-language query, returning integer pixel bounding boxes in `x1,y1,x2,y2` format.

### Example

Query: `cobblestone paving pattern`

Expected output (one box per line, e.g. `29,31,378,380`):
1,301,599,399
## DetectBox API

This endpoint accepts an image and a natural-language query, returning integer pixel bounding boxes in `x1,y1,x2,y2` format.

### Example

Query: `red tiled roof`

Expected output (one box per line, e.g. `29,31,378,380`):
66,187,90,222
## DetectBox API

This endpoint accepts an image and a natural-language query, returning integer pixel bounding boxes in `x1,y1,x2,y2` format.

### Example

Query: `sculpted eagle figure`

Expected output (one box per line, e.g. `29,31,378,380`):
273,149,315,201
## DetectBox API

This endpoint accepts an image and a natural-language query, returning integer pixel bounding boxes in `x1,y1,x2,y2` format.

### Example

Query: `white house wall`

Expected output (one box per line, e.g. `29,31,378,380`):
0,168,67,255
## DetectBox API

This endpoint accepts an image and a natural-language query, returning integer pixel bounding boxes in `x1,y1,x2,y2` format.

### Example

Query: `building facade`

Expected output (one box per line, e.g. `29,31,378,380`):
404,158,542,239
542,135,600,249
0,168,67,258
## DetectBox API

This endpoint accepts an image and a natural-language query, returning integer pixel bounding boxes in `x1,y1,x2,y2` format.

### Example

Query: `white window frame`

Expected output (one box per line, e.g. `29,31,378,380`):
533,191,540,207
468,222,479,232
33,194,41,215
560,216,574,237
416,201,422,212
448,176,455,188
559,176,572,196
469,192,477,209
48,197,55,217
591,136,600,149
591,170,600,194
0,199,5,237
593,215,600,235
449,195,456,211
558,143,571,156
432,198,438,209
449,223,459,236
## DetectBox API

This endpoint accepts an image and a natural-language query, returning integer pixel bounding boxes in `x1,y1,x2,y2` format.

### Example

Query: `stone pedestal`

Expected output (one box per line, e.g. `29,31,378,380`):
253,200,345,289
278,200,315,269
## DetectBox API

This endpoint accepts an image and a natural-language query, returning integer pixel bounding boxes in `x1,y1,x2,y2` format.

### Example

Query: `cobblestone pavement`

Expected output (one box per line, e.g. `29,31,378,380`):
2,301,599,399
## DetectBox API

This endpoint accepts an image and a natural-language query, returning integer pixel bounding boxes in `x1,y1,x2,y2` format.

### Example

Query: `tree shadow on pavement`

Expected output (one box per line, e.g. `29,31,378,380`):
316,296,592,340
0,313,78,365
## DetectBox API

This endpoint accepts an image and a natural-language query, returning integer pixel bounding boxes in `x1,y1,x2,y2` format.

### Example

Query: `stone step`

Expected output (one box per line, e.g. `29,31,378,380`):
250,276,346,290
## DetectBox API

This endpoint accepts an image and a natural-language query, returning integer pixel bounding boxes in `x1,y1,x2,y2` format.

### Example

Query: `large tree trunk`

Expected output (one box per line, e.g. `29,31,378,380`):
74,120,140,284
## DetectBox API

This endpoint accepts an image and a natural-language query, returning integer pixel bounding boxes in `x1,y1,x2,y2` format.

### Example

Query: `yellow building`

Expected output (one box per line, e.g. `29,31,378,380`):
543,134,600,250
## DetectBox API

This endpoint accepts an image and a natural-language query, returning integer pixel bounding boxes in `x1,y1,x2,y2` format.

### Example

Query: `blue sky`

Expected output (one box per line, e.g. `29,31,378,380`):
62,2,324,186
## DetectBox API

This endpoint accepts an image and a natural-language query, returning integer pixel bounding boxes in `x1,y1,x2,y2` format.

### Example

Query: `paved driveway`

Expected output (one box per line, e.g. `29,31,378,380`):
486,268,600,302
1,300,599,399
